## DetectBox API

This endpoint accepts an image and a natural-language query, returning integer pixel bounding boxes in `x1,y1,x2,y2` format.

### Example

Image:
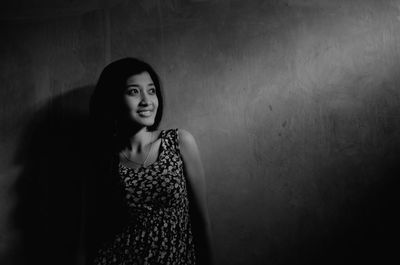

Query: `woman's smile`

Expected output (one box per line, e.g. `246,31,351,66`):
137,109,154,117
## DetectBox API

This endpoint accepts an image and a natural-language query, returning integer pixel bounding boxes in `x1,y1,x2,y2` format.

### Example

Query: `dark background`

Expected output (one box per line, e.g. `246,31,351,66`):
1,0,399,264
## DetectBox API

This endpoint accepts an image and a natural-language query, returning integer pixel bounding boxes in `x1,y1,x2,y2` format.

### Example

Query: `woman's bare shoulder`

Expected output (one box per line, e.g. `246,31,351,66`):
177,129,197,147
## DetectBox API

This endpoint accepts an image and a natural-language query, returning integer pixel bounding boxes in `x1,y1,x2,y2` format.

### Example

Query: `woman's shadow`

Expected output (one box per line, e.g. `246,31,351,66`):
11,86,95,265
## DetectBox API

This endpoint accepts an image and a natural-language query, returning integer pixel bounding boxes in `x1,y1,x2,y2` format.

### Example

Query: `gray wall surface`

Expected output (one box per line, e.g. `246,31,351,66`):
1,0,399,264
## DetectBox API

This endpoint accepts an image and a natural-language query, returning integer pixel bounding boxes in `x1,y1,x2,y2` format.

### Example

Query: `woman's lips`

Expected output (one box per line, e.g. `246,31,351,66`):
137,110,153,117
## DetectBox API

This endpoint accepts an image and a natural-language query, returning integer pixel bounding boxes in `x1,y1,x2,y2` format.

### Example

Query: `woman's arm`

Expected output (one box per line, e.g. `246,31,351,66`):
178,129,214,265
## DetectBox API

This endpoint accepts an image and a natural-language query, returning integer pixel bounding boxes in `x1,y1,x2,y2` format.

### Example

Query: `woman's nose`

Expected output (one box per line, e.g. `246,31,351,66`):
139,93,150,105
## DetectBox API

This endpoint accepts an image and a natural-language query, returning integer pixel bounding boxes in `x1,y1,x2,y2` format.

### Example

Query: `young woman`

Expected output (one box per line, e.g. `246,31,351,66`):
87,58,213,265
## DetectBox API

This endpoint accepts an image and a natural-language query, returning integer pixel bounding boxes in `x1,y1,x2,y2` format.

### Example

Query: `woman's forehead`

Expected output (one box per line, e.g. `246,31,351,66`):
126,71,154,86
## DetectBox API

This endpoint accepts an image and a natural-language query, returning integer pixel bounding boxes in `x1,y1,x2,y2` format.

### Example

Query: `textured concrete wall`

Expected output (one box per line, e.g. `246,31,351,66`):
1,0,400,264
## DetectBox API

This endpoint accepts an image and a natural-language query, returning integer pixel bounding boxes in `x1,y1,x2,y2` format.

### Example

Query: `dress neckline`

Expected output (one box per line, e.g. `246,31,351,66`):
119,130,165,171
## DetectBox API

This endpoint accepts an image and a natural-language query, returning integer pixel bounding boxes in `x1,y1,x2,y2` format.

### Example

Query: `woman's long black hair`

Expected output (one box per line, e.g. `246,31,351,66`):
86,58,164,260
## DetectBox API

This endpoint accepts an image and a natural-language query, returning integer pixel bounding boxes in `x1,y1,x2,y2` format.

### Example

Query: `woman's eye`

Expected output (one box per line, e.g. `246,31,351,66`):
148,88,156,95
127,88,139,96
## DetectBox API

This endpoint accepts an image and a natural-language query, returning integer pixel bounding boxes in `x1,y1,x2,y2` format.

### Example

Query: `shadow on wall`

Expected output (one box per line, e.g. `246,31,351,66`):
6,82,212,265
10,86,93,265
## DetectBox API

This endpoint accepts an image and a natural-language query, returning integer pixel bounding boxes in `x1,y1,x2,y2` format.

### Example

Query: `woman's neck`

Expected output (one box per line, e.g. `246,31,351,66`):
126,127,152,152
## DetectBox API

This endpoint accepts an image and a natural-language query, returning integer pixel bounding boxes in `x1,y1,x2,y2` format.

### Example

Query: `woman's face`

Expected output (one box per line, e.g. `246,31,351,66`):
122,71,159,128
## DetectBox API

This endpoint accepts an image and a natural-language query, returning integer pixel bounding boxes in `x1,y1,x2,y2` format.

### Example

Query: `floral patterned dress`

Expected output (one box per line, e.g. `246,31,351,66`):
94,129,196,265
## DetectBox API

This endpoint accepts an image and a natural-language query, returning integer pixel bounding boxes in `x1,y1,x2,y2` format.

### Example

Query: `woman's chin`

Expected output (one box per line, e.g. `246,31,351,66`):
133,118,155,127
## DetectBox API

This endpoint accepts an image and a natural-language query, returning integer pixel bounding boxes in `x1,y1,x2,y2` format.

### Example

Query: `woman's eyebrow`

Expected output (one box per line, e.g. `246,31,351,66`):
126,83,155,87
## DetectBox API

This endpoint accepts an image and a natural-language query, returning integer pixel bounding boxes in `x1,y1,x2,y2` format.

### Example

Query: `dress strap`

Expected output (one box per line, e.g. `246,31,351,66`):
163,128,180,154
